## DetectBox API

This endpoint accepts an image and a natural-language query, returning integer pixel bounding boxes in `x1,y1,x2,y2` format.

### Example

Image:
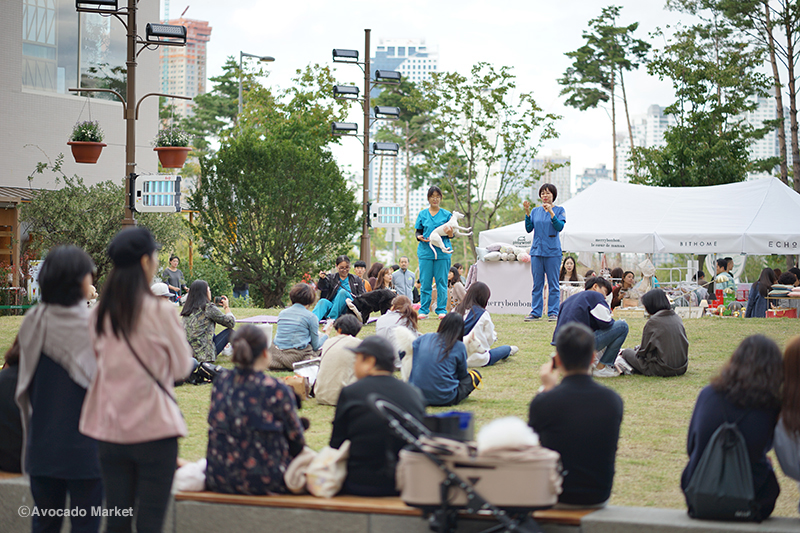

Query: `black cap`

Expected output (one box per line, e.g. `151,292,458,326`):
348,335,395,372
107,227,160,268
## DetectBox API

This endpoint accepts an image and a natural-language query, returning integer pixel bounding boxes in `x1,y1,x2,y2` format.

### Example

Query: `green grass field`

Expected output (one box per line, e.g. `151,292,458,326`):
1,310,798,516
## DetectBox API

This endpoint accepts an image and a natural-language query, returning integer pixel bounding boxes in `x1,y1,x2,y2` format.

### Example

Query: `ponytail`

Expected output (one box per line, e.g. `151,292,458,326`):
391,295,418,331
230,325,268,369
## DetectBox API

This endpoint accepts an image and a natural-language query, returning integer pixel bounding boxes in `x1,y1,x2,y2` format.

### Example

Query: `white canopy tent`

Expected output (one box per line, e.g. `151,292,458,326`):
479,178,800,255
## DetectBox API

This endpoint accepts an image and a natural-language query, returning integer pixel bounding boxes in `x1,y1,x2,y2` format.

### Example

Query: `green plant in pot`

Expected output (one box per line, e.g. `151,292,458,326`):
67,120,107,164
154,126,192,168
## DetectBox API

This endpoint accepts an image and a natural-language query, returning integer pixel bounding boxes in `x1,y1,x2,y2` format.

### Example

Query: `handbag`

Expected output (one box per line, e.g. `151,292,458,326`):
306,440,350,498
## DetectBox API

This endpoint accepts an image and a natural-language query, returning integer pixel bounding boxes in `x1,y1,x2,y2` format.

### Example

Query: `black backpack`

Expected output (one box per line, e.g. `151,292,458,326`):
684,413,760,522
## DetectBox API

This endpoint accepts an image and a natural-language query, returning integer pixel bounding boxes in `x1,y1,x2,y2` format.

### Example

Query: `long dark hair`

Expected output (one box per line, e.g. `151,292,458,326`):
180,280,210,317
391,295,418,331
366,262,384,281
455,281,490,315
96,262,152,338
436,313,464,362
711,335,783,410
754,267,776,298
231,325,268,369
448,266,460,288
782,336,800,435
559,256,579,282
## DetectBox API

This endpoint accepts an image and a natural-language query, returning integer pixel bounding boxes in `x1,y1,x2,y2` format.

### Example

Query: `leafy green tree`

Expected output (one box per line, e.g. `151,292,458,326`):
559,5,650,180
417,62,560,257
22,154,188,284
372,80,440,216
179,58,240,151
191,133,359,307
630,12,774,187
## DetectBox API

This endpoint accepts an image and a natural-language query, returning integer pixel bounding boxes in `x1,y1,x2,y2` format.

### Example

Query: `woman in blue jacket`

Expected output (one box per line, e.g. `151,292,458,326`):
524,184,566,321
745,268,775,318
415,186,453,319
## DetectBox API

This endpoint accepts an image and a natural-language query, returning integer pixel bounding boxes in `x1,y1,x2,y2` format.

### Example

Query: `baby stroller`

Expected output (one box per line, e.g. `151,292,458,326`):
371,395,561,533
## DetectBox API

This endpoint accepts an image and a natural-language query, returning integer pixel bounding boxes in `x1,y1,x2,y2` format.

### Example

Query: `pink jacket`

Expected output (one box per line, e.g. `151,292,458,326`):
80,296,194,444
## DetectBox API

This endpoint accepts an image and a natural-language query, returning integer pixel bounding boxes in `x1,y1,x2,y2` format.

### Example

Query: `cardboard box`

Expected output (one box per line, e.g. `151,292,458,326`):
675,307,705,319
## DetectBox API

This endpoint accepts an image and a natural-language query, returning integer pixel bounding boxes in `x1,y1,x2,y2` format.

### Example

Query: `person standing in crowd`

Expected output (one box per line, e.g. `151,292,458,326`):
456,282,518,367
0,338,22,473
774,336,800,514
206,325,306,495
330,336,426,496
745,268,776,318
712,258,735,295
523,184,566,322
551,277,628,378
681,335,782,522
415,186,453,319
161,254,186,303
392,256,415,300
16,246,102,532
271,283,327,371
81,228,194,533
617,289,689,377
529,322,623,508
181,280,236,363
313,256,366,321
353,260,371,292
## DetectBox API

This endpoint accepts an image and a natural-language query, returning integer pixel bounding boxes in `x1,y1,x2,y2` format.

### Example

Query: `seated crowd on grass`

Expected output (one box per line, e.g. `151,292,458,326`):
0,231,798,533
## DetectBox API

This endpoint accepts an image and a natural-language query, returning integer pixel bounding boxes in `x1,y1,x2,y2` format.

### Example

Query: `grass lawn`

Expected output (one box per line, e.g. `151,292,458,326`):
1,309,799,516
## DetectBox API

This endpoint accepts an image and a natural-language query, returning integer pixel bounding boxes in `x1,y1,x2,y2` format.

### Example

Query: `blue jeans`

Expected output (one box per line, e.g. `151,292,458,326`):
530,255,561,317
487,345,512,366
595,321,629,365
213,328,233,355
419,257,450,315
312,290,350,321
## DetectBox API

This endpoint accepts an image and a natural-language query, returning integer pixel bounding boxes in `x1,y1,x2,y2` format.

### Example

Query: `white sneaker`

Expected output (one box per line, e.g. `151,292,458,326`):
221,343,233,357
418,314,428,319
614,355,634,375
509,346,519,356
345,297,359,315
593,365,619,378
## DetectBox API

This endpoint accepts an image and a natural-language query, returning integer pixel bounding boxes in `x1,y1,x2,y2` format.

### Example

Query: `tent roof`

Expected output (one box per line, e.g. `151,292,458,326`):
478,178,800,254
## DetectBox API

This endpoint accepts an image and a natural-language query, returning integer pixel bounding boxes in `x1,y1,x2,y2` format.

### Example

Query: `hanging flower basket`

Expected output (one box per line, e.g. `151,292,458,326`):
154,146,191,168
153,126,192,168
67,141,107,164
68,120,106,164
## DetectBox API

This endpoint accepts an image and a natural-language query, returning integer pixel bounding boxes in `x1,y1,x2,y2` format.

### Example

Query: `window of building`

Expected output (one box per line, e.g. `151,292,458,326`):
398,46,405,56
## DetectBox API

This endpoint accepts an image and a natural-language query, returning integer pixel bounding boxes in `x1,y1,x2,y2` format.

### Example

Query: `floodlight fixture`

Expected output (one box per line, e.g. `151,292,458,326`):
333,85,360,100
374,106,400,119
145,23,187,45
332,122,359,135
374,70,401,83
75,0,118,13
332,49,359,63
372,142,399,155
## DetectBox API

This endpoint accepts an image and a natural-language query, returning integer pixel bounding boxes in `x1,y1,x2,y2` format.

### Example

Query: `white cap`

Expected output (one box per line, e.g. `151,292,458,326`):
151,282,170,297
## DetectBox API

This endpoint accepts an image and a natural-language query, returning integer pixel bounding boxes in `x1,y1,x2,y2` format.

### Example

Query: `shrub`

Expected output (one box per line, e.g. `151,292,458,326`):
70,120,104,143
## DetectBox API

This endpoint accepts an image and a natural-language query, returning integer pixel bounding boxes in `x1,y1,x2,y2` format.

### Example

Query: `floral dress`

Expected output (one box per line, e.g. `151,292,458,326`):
206,368,305,495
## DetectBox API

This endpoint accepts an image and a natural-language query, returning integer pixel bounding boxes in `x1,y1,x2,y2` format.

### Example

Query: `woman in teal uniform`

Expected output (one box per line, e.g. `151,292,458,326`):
415,186,453,319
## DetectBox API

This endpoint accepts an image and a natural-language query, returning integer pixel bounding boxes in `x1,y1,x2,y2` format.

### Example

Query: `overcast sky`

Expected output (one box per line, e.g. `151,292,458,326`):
161,0,689,191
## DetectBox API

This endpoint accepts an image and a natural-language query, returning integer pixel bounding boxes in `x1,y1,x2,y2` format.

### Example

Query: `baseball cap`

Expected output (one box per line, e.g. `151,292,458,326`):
151,282,170,297
348,335,395,372
107,227,160,267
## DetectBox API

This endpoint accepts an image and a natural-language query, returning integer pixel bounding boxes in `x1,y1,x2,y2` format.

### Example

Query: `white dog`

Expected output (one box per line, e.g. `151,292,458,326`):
428,211,473,259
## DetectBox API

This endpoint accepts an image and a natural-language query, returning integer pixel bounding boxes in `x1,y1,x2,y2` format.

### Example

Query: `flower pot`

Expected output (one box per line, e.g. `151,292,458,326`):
155,146,191,168
67,141,107,164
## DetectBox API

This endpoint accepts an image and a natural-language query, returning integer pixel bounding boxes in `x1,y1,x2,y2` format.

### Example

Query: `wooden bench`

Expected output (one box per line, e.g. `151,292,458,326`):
0,471,22,480
174,491,589,532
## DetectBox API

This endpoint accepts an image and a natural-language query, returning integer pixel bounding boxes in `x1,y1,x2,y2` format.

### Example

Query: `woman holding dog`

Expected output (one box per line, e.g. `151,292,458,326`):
524,184,566,322
415,186,453,319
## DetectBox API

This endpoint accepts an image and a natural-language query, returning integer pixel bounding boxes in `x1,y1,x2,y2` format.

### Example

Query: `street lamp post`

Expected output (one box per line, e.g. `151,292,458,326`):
238,52,275,118
332,29,401,267
73,0,189,227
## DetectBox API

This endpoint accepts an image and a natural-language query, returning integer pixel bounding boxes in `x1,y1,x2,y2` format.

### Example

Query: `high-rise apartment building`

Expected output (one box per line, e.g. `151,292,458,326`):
159,17,211,118
532,150,572,202
370,39,438,218
576,164,610,194
616,98,790,182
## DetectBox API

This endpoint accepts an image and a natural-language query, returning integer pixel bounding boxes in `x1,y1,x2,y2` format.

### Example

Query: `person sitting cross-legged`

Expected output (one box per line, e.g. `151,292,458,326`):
529,322,624,508
551,276,629,378
313,315,363,406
